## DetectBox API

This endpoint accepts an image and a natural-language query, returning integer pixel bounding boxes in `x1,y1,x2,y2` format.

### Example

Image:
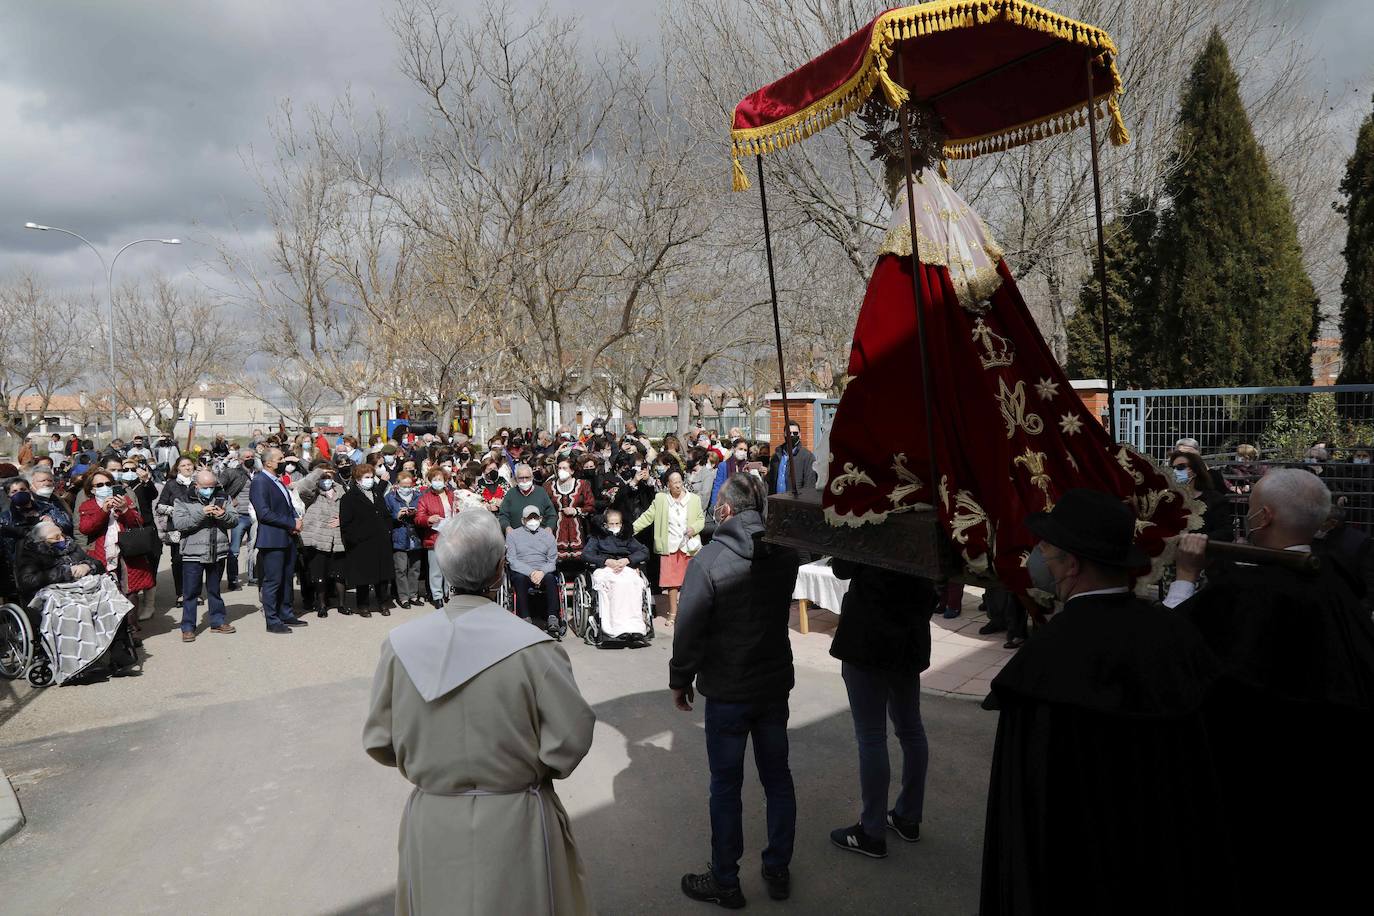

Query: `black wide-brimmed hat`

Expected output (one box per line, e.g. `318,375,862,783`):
1025,488,1147,568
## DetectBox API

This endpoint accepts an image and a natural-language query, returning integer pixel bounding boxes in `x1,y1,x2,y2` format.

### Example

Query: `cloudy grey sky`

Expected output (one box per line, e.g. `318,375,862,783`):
1,0,1370,292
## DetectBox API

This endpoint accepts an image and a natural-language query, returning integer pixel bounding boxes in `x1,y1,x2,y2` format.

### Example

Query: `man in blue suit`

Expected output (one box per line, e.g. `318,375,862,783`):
250,447,308,634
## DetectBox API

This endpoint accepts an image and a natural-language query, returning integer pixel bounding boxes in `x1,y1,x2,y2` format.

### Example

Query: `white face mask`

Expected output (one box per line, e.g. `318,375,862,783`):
557,469,571,482
734,449,747,461
35,486,54,498
359,477,376,490
517,480,533,493
430,479,446,491
524,518,541,532
319,478,335,491
607,525,621,536
177,473,192,485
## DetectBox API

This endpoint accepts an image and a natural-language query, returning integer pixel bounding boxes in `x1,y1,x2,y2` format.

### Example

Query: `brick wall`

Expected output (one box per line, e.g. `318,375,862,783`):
768,399,818,449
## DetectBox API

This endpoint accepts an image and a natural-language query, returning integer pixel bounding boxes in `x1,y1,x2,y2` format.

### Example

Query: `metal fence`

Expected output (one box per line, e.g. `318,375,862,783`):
1113,385,1374,461
1206,457,1374,536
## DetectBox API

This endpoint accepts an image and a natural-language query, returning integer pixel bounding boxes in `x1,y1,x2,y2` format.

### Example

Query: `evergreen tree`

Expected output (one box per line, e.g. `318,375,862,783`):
1066,198,1158,386
1152,30,1318,388
1337,96,1374,384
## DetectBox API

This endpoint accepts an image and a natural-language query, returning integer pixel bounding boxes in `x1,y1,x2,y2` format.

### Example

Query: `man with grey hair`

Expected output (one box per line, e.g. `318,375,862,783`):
496,462,556,533
670,472,801,907
364,509,595,915
172,469,239,641
1173,437,1200,455
1170,467,1374,912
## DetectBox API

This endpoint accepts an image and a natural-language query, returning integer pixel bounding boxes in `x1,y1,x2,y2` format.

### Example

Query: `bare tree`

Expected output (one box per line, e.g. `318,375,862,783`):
0,275,90,439
219,101,379,436
234,364,334,431
107,276,242,436
347,0,711,427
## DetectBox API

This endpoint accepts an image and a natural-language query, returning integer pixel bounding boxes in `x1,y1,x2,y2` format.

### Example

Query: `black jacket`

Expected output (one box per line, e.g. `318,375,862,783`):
14,535,97,604
669,509,801,702
766,445,818,494
582,530,649,568
829,559,937,673
338,486,394,587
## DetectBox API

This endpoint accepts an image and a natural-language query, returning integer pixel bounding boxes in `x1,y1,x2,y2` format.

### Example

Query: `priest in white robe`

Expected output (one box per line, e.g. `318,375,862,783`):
364,509,596,915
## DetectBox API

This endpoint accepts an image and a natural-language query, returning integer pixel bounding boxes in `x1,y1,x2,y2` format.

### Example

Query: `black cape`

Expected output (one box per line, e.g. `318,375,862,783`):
1181,559,1374,913
980,592,1228,916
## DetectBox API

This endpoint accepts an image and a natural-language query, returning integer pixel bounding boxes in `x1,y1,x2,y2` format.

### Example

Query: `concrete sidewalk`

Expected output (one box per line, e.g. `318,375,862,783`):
0,574,998,913
0,763,23,844
792,585,1015,700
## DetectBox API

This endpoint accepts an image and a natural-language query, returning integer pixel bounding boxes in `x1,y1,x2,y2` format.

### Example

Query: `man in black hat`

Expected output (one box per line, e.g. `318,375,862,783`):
980,488,1228,915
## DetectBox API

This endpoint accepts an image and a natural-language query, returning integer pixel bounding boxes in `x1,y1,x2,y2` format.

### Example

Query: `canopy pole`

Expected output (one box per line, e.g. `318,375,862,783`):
896,57,941,507
756,156,799,497
1086,52,1117,440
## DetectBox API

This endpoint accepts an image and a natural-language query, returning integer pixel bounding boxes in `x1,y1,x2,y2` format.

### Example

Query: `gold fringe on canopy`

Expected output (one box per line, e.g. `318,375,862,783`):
729,0,1129,191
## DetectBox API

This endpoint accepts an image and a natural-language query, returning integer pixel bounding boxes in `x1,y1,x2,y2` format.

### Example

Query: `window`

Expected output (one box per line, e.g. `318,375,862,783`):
212,398,226,417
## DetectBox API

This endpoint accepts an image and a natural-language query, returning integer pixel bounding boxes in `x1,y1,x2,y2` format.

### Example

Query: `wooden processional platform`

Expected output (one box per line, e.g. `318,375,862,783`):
764,490,961,580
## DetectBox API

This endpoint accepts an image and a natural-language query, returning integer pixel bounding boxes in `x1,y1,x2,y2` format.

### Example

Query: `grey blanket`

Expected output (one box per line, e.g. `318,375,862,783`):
29,576,135,685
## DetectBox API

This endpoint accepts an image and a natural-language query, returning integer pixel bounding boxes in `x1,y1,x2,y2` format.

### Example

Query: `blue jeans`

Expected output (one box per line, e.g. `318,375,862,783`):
841,661,929,836
704,698,796,887
181,559,226,632
227,514,253,584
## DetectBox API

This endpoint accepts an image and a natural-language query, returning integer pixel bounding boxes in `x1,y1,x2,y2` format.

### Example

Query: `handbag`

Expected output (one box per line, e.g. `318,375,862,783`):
119,525,160,559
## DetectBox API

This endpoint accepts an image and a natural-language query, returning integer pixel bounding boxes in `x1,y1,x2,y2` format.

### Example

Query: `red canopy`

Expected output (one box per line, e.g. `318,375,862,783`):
729,0,1128,190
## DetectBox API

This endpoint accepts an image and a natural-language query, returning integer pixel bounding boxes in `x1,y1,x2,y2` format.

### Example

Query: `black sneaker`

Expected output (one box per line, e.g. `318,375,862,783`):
547,615,562,640
887,811,921,843
830,824,888,858
762,865,790,900
978,621,1006,635
681,870,745,909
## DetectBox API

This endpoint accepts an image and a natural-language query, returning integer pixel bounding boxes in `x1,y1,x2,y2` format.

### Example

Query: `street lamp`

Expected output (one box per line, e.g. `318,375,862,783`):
24,222,181,439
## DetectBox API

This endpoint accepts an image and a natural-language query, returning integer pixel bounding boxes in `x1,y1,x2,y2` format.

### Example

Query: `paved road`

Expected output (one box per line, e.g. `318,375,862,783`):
0,575,996,914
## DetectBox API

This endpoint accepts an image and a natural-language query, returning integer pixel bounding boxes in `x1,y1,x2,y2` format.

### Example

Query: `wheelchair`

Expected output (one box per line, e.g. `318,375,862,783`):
500,567,572,641
576,564,655,650
1,601,55,687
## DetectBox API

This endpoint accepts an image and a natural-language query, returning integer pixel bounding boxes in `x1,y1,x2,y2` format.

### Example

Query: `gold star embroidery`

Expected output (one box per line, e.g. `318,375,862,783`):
1035,378,1060,400
1059,413,1084,436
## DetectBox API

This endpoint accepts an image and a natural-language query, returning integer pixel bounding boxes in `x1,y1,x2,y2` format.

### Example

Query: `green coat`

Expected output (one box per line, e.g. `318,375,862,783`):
632,491,705,557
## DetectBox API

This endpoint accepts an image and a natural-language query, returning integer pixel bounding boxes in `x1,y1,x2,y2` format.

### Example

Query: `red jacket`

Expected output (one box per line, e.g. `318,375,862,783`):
78,498,156,594
414,487,457,549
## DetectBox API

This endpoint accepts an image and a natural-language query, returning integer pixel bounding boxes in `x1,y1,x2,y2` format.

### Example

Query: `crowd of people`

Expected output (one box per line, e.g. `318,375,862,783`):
0,418,818,671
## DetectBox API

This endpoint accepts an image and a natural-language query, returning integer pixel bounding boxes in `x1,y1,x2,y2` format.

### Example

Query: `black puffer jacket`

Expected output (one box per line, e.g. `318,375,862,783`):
829,559,937,674
14,533,97,604
669,509,801,702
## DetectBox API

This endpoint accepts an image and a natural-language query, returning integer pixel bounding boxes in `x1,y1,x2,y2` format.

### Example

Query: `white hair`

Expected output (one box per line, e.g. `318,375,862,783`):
1253,468,1331,541
432,509,506,593
514,463,533,478
30,518,60,542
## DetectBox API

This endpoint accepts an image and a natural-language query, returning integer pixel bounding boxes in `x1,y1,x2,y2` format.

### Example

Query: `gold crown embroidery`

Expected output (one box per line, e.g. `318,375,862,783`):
972,318,1014,370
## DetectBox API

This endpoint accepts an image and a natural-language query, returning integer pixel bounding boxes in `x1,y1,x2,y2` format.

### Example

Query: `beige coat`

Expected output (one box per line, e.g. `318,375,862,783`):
364,599,596,915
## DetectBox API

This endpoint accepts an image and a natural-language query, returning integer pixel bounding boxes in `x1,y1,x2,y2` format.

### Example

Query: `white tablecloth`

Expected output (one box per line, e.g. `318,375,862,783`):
791,558,848,613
